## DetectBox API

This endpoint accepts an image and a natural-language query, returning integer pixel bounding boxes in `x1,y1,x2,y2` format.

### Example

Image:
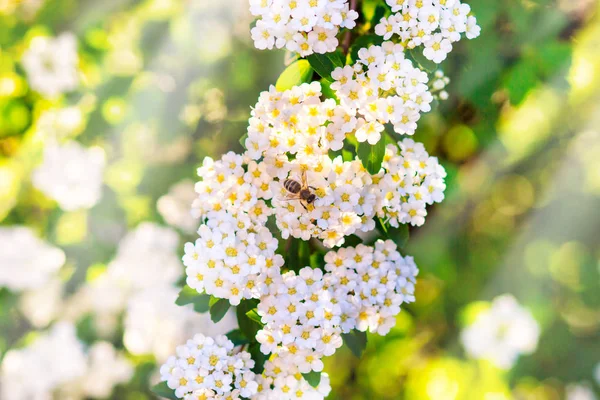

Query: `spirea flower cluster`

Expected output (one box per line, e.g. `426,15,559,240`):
21,32,79,97
331,41,433,137
376,139,446,227
160,334,258,399
32,141,106,211
184,215,282,305
254,355,332,399
255,240,418,375
249,0,358,56
0,226,65,291
375,0,481,63
460,294,540,369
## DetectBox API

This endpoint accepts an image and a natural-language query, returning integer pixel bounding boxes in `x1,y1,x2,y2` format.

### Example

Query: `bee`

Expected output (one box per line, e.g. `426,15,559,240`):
282,170,318,211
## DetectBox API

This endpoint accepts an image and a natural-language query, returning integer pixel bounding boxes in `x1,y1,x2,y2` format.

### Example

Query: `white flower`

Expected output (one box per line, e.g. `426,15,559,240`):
19,278,64,328
158,179,201,233
423,33,453,63
62,342,134,399
21,32,79,97
107,223,182,290
32,141,106,211
460,294,540,369
249,0,357,56
0,226,65,291
566,383,598,400
330,42,434,137
375,0,480,63
160,334,257,399
124,285,237,362
0,322,87,400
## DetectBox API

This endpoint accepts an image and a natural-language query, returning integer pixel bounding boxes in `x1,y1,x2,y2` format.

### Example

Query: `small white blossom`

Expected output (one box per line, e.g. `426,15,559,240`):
249,0,358,56
32,141,106,211
21,32,79,97
376,0,480,63
0,226,65,291
159,334,258,399
460,294,540,369
158,179,201,233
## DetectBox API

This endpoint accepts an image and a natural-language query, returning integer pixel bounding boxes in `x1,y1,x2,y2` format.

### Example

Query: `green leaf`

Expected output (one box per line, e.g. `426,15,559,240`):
237,300,262,341
307,51,345,81
342,330,367,358
176,285,210,313
389,224,410,249
239,133,248,149
249,342,267,374
309,252,324,270
535,41,572,78
504,60,538,105
151,382,178,400
209,298,231,323
375,217,389,235
343,234,363,248
357,138,386,174
226,329,249,346
348,35,384,64
275,60,314,91
376,218,410,248
302,371,322,388
371,4,388,26
320,79,339,102
245,309,263,325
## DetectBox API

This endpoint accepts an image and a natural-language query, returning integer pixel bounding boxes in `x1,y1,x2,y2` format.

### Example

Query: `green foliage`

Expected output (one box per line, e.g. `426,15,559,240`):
226,329,249,346
302,371,322,388
249,342,268,374
307,51,345,81
348,34,383,64
209,297,231,323
176,285,211,313
151,382,178,400
237,299,262,341
342,330,368,358
357,137,387,174
275,60,314,91
376,218,410,249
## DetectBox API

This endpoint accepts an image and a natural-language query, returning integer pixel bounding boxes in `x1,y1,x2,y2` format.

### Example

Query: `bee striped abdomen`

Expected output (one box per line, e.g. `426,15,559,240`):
283,179,302,194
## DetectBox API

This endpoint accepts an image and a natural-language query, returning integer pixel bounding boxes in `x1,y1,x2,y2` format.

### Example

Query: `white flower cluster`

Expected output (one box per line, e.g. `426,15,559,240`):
65,223,236,361
323,240,418,335
21,32,79,97
0,226,65,291
32,141,106,211
158,179,201,233
160,334,258,399
460,294,540,369
375,0,480,63
183,214,282,305
61,341,134,399
375,139,446,227
249,0,358,56
254,240,417,379
256,267,344,373
0,322,132,400
430,69,450,100
331,41,433,137
124,285,235,362
239,82,445,246
254,355,331,399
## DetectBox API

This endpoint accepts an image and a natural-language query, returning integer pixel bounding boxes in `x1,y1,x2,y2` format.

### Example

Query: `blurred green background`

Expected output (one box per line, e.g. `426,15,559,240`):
0,0,599,399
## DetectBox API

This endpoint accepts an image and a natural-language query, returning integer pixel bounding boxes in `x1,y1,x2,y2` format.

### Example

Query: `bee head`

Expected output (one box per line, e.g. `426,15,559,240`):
306,194,316,204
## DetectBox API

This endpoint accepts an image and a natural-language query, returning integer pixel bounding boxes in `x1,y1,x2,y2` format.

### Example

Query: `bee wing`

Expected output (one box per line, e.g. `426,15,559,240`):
301,169,308,188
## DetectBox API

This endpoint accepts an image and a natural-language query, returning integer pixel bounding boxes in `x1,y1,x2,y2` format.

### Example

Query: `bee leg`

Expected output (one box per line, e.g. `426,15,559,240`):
309,186,317,190
301,203,308,211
